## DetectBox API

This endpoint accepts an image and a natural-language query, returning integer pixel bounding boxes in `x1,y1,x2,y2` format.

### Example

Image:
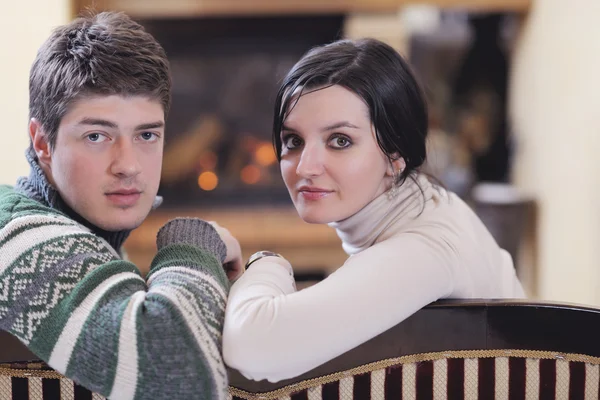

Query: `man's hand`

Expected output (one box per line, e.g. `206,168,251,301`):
208,221,244,281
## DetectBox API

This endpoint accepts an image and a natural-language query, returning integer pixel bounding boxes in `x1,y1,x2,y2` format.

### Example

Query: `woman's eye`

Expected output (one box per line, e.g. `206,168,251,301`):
86,133,107,143
283,135,303,149
329,135,351,149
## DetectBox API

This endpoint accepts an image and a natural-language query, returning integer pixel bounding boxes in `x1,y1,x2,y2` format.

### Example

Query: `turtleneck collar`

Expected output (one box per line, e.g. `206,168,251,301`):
328,174,437,255
14,147,132,252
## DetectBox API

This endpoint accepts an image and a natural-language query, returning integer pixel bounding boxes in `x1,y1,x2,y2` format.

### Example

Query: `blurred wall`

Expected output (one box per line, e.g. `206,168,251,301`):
510,0,600,304
0,1,70,184
2,0,599,307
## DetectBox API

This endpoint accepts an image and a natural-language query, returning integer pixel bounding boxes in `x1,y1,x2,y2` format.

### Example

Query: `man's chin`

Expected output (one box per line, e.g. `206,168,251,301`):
89,210,149,232
95,220,143,232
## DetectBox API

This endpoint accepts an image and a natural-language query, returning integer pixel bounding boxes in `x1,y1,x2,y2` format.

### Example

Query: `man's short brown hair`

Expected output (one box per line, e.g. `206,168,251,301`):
29,11,171,148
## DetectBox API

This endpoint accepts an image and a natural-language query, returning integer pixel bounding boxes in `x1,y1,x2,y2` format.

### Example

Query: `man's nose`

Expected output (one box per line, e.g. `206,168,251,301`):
110,140,142,178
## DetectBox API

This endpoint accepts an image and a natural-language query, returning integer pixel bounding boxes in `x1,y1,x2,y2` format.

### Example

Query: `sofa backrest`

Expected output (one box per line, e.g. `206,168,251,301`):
2,299,600,399
228,299,600,399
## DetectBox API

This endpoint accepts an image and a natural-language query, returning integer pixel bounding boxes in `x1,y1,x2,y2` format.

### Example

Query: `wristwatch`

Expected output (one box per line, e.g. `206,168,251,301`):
245,250,283,270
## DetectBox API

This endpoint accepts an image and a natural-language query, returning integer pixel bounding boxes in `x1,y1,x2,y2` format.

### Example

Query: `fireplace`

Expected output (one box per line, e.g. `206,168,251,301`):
140,15,345,209
120,15,349,279
118,10,525,284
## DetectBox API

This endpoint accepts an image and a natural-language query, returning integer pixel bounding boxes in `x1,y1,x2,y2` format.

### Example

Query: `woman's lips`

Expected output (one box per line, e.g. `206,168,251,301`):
298,189,333,201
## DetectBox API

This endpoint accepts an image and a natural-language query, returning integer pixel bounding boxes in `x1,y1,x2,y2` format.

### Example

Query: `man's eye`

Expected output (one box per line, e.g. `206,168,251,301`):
140,132,156,141
86,133,106,142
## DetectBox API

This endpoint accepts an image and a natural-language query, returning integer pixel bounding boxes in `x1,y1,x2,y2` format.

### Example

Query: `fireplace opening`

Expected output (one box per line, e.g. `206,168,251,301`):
140,15,345,209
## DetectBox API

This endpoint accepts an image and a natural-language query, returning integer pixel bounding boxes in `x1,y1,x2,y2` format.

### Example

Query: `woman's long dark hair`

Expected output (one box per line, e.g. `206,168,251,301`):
273,38,429,185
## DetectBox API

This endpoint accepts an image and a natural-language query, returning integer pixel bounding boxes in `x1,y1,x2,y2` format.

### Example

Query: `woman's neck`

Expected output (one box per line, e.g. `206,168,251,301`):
328,174,434,255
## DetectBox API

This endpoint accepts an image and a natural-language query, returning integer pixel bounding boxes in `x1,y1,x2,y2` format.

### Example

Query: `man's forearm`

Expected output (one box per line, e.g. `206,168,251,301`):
1,215,230,399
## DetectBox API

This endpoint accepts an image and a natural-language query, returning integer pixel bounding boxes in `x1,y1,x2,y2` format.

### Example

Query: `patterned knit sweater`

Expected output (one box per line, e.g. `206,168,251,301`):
0,159,230,399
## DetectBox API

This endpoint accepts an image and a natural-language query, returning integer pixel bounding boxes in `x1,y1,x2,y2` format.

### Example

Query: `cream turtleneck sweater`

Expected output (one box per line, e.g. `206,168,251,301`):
223,175,524,382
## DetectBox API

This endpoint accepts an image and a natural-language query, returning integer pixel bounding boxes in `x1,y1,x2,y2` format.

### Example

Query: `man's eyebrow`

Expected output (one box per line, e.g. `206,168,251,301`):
76,118,118,129
75,119,164,131
135,121,164,130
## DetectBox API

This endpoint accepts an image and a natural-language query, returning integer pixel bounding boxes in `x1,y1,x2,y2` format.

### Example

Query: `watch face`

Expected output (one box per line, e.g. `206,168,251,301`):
245,251,281,269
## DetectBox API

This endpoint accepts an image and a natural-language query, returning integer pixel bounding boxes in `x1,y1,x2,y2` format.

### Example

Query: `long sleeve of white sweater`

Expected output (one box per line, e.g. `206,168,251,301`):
222,176,524,382
223,236,454,382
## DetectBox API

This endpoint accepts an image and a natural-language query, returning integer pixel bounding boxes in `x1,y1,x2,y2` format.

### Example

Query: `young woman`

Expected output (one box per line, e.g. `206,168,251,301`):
222,38,524,382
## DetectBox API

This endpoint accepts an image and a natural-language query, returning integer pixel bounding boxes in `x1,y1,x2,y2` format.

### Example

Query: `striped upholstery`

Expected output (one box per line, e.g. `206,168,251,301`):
2,351,599,399
0,362,103,400
228,350,600,400
3,300,600,399
3,351,598,399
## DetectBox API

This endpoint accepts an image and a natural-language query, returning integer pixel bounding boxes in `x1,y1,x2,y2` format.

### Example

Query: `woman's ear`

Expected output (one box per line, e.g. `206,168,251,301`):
29,118,52,167
385,153,406,177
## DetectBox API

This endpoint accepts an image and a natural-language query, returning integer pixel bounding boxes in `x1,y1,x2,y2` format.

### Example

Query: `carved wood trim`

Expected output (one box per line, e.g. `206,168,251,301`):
75,0,531,18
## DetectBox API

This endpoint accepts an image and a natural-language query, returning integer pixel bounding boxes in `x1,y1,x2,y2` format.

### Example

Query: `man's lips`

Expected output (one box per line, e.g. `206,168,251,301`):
105,190,142,207
107,188,141,195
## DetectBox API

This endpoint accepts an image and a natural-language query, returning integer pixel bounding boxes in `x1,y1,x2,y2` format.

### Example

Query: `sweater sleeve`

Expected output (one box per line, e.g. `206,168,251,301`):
0,213,229,400
223,234,454,382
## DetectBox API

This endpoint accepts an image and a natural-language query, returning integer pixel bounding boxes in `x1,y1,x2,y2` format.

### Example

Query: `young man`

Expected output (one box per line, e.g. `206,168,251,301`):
0,11,241,399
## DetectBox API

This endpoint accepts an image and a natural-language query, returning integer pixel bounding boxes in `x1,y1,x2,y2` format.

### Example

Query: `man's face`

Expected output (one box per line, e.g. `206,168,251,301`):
35,95,165,231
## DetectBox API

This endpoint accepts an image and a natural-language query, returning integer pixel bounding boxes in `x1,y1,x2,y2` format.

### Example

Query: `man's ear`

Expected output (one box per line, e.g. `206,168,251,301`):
29,118,52,167
385,153,406,177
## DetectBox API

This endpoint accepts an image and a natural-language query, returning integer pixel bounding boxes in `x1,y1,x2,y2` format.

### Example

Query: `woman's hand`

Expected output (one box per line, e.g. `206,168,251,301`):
208,221,244,281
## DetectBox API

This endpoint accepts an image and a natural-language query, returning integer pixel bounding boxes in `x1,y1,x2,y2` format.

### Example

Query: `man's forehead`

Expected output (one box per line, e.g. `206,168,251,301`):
60,94,165,129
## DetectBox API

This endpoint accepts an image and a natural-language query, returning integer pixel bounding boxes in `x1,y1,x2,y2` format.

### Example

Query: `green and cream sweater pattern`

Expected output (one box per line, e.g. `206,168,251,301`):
0,185,230,399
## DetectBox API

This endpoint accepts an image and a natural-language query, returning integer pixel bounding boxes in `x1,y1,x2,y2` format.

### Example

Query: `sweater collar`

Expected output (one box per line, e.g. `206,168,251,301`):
14,147,136,252
328,174,435,255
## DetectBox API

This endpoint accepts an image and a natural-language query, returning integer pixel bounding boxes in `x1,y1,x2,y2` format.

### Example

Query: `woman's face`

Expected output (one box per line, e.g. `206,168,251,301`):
280,85,397,224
